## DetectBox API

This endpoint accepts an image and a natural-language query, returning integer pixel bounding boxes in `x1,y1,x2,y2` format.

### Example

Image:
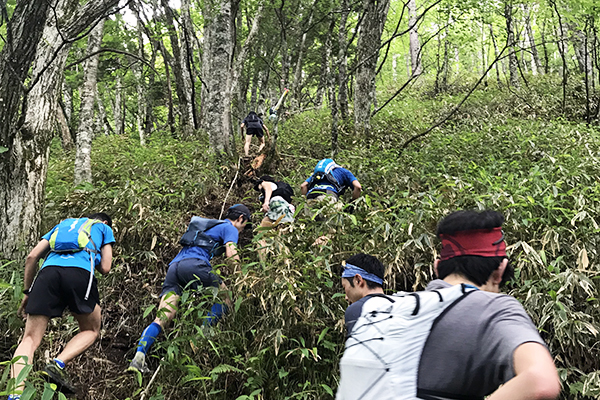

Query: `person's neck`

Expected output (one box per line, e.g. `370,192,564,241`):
442,273,479,288
365,287,385,296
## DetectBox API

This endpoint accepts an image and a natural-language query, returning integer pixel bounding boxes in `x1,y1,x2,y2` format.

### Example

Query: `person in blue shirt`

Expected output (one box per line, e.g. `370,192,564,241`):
9,213,115,398
300,159,362,205
128,204,251,374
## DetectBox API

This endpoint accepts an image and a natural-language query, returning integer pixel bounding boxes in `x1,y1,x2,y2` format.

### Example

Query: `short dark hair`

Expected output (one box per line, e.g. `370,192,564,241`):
436,210,513,286
89,212,112,228
343,253,385,289
225,204,251,222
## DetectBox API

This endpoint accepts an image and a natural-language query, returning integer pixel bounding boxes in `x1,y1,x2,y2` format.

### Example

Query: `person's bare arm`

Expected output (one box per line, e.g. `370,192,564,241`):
487,342,560,400
261,183,273,212
300,181,309,196
23,240,50,291
351,180,362,200
19,240,51,316
97,244,113,275
263,124,270,136
225,242,240,262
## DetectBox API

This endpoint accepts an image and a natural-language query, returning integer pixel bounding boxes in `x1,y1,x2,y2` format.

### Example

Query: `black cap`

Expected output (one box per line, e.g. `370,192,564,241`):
228,204,251,222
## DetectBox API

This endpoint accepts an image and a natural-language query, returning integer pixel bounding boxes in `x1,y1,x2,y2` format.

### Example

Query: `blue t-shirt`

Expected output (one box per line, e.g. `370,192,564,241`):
305,167,358,195
42,221,116,272
170,219,239,266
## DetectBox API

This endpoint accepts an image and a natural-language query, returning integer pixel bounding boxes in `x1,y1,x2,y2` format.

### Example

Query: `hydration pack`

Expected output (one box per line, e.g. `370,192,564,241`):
308,159,342,193
49,218,101,254
336,284,477,400
47,218,102,301
179,217,227,259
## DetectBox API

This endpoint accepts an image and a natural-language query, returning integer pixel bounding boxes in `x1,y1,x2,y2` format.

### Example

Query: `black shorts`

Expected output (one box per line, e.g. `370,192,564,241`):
26,266,99,317
246,128,264,138
161,258,222,297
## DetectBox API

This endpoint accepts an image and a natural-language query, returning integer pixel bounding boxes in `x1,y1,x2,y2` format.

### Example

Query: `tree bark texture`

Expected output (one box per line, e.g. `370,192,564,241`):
337,0,350,119
0,0,119,258
75,19,105,186
354,0,391,134
134,16,147,146
291,0,316,110
161,0,195,138
113,73,124,135
202,0,235,154
408,0,422,76
316,27,333,109
504,1,520,87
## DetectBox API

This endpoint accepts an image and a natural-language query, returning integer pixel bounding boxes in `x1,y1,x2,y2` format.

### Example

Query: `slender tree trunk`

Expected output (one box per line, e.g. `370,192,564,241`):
316,28,333,109
551,0,568,114
203,0,235,154
161,0,195,138
250,68,260,111
75,19,105,186
181,0,199,130
408,0,422,76
291,1,316,110
524,5,542,73
327,19,339,156
95,88,111,136
134,15,147,146
113,73,124,135
354,0,391,134
57,100,74,149
504,1,520,87
489,24,502,86
338,0,350,119
158,39,176,136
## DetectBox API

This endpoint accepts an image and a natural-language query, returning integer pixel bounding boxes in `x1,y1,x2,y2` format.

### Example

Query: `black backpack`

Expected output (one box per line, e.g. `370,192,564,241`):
272,181,294,204
179,217,227,259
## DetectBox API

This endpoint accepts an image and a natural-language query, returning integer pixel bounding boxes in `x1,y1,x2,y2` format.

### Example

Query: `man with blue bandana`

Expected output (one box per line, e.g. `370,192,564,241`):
340,253,385,334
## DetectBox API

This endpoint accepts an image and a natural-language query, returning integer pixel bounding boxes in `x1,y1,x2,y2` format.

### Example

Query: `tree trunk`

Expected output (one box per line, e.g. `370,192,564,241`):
113,73,124,135
408,0,422,76
95,87,112,136
504,1,520,87
203,0,235,154
291,1,316,110
489,24,502,86
161,0,195,138
134,14,147,146
74,19,105,186
523,5,542,74
57,100,74,150
0,0,119,258
316,28,333,109
354,0,391,134
338,0,350,119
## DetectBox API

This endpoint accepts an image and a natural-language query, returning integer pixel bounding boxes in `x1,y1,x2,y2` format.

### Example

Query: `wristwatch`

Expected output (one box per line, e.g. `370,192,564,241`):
22,288,30,295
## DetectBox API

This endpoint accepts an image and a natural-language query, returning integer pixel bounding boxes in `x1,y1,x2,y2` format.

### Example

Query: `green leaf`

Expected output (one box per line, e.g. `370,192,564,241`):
0,146,8,154
143,304,156,318
41,383,56,400
321,383,334,396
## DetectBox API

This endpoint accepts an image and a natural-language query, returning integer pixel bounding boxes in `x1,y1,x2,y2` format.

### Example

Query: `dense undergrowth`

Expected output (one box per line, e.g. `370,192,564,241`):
2,79,600,399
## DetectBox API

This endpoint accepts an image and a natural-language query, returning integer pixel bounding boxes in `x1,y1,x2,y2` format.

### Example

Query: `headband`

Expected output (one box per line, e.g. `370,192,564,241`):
439,227,506,261
342,263,384,285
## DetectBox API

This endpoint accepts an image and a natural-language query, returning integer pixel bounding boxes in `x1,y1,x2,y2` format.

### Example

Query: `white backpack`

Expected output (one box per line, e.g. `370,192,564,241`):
337,284,477,400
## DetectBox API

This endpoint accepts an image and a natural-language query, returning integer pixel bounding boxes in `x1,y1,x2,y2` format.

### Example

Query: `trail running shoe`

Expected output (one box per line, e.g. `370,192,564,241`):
42,363,76,395
127,352,149,374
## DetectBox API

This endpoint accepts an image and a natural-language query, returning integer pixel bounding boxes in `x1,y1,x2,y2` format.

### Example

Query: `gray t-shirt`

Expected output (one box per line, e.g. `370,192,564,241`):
416,280,547,399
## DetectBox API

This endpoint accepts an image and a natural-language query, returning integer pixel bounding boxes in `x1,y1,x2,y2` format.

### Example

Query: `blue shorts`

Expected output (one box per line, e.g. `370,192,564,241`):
161,258,221,297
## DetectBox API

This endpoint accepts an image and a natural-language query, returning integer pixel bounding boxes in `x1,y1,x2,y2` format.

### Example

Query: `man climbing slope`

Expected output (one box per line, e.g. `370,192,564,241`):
9,213,115,397
300,158,362,207
128,204,251,374
241,111,270,157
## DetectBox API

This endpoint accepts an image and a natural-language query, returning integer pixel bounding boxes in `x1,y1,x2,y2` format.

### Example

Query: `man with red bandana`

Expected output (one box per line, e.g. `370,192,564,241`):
337,210,560,400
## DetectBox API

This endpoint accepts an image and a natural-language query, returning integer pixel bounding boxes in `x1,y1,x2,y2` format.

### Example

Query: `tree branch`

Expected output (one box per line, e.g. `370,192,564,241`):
64,48,159,75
